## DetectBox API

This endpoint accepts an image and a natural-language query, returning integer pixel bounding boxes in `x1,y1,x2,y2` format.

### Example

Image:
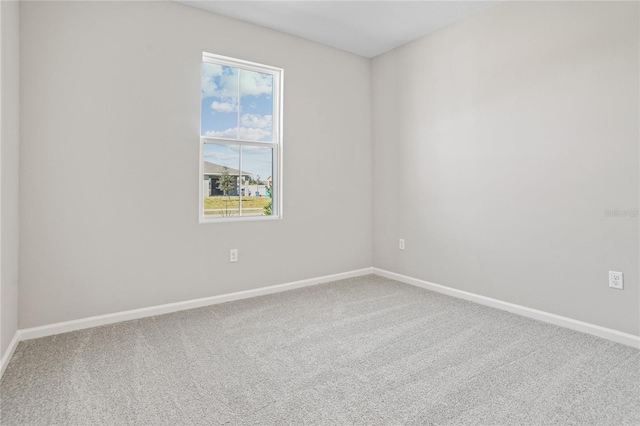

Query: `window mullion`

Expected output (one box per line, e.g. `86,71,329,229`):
239,146,243,216
236,68,240,140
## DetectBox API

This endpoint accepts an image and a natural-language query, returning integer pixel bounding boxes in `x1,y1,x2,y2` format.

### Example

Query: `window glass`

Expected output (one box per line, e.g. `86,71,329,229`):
200,53,282,222
201,63,239,138
239,69,273,142
202,143,240,217
240,146,273,216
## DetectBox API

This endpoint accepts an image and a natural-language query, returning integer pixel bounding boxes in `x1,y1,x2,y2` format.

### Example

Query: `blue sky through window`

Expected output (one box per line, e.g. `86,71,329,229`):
201,62,274,182
201,63,273,141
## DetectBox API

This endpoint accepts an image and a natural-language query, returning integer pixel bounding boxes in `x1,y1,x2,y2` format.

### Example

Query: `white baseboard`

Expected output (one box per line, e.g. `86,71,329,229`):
0,331,20,378
0,267,373,377
19,267,373,342
373,268,640,349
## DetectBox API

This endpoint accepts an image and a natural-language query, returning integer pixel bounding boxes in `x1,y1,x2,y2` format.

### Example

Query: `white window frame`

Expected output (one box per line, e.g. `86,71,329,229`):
199,52,283,223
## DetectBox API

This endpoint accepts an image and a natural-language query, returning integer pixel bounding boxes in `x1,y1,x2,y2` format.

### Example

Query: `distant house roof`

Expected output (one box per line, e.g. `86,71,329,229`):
203,162,251,177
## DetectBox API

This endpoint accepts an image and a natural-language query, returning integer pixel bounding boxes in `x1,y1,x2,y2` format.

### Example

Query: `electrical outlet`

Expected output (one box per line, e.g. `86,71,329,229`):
230,249,238,263
609,271,623,290
399,239,405,250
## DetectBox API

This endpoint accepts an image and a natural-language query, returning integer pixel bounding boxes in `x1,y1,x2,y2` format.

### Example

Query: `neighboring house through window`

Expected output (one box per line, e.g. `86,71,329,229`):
200,52,283,222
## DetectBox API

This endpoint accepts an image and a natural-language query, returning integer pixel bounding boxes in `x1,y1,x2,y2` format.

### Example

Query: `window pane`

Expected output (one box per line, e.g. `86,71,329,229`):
241,146,273,216
239,69,273,142
203,143,240,217
201,63,238,138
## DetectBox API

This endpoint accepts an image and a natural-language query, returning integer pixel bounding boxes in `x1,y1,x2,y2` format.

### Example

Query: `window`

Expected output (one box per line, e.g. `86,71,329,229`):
200,53,283,222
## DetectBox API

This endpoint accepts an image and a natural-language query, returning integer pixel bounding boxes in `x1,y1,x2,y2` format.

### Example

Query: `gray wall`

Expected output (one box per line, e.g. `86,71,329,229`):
13,0,640,338
1,0,20,356
372,1,639,335
18,1,372,328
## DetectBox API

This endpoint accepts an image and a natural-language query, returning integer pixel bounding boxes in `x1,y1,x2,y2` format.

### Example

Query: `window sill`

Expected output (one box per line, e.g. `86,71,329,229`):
199,215,282,224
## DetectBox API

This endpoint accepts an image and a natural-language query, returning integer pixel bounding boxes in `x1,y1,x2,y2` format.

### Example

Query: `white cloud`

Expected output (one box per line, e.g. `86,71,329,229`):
202,63,238,99
238,127,271,141
218,74,239,98
205,126,272,141
211,100,237,113
204,128,237,139
240,71,272,97
241,114,272,129
202,64,272,100
201,63,222,98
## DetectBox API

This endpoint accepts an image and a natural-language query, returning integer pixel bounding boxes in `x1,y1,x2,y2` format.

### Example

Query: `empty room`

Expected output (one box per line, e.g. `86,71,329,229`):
1,0,639,424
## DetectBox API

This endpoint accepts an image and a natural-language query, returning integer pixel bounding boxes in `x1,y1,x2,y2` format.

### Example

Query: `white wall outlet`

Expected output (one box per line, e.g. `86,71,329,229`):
230,249,238,263
399,239,405,250
609,271,623,290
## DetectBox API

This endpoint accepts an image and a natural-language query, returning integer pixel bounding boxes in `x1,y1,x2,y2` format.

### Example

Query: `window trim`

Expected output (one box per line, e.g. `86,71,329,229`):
199,52,284,224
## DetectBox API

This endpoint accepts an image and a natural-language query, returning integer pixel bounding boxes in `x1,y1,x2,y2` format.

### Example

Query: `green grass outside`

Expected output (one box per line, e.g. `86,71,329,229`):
204,196,271,216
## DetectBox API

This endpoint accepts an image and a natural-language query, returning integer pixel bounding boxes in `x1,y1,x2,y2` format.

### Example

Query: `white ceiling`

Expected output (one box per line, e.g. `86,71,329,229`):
179,1,498,58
